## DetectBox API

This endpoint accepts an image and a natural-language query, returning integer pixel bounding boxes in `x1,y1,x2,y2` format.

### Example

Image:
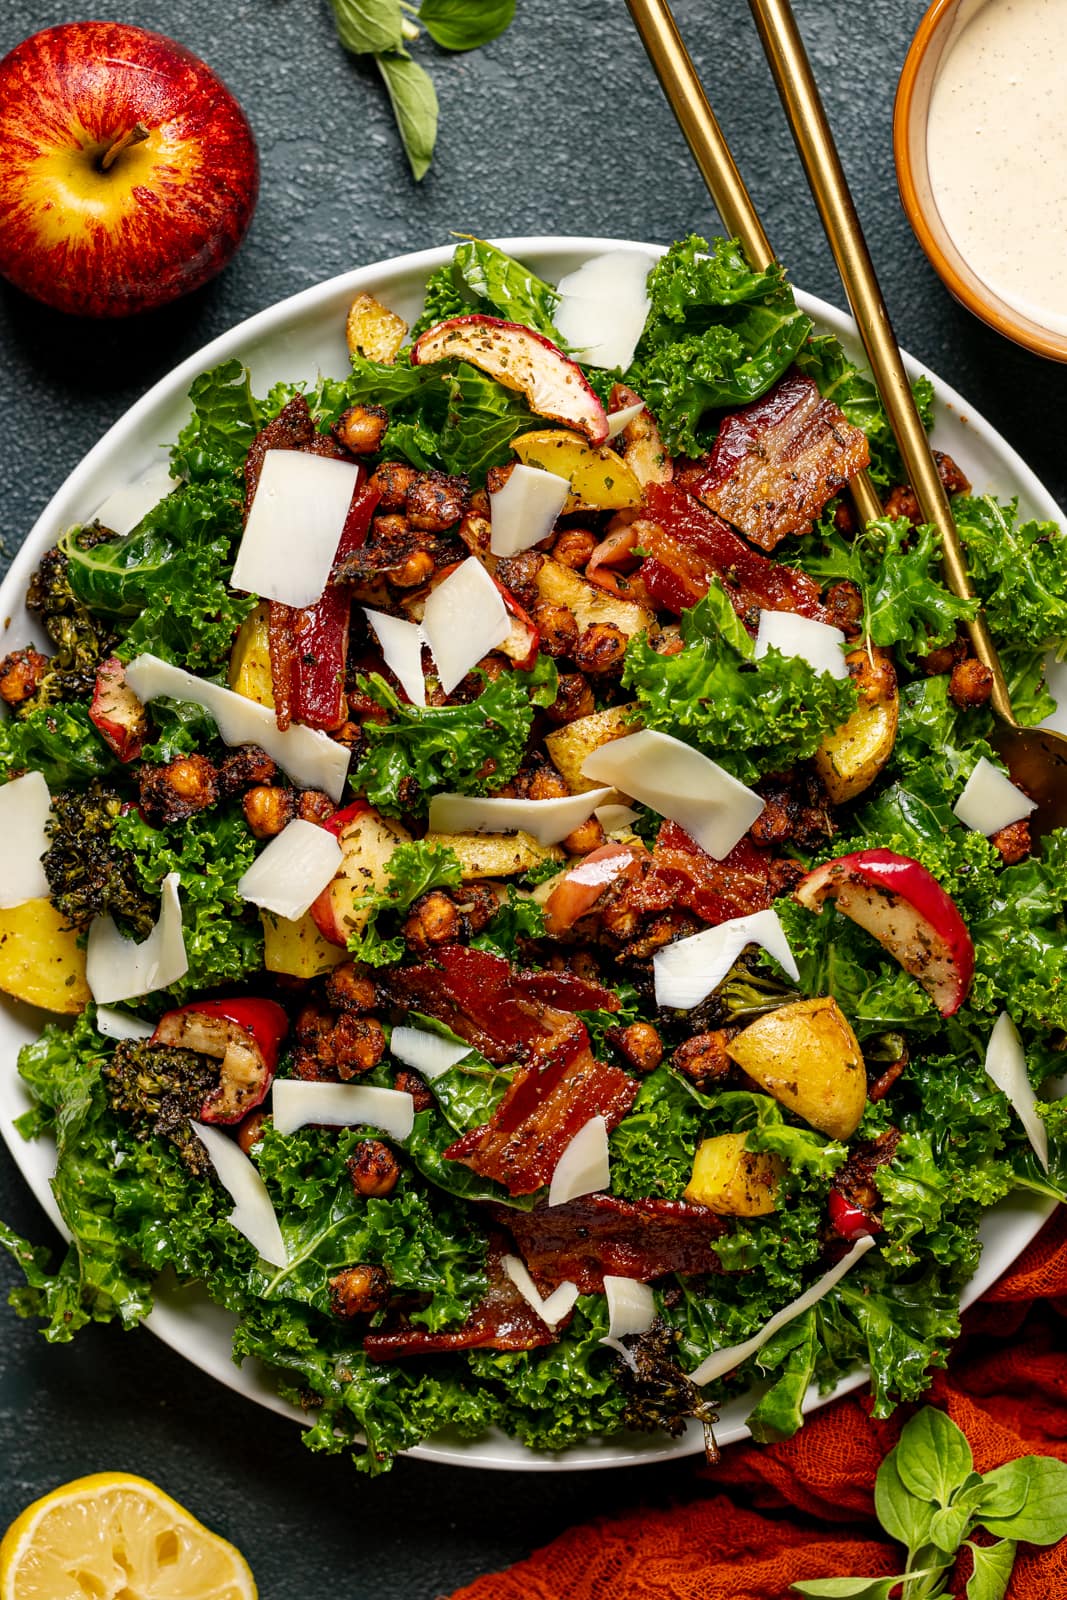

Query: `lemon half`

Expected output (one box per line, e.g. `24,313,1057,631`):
0,1472,257,1600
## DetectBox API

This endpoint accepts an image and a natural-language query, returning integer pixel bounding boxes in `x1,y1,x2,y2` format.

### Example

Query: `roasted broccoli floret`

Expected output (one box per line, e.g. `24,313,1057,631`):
20,546,113,714
103,1040,219,1173
43,783,155,936
614,1316,721,1459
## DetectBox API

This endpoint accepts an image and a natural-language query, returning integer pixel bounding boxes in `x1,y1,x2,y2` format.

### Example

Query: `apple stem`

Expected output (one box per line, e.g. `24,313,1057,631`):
99,121,151,172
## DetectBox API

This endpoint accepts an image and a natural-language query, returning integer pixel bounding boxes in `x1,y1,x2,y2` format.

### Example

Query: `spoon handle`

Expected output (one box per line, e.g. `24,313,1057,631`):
746,0,1017,726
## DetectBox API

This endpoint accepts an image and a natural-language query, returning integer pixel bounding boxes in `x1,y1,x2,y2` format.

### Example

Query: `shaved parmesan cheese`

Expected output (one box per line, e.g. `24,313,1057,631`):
755,610,848,680
363,608,427,707
548,1114,610,1207
603,1275,656,1340
689,1236,876,1386
427,788,614,846
124,654,350,801
581,729,765,860
91,458,175,537
231,450,362,608
94,1007,155,1041
272,1079,415,1141
985,1011,1049,1171
191,1120,287,1267
86,872,188,1004
421,557,510,695
0,770,51,908
489,463,571,557
653,909,799,1010
502,1254,579,1329
554,252,653,371
390,1025,471,1080
237,819,343,921
595,802,640,834
605,402,646,439
954,756,1038,836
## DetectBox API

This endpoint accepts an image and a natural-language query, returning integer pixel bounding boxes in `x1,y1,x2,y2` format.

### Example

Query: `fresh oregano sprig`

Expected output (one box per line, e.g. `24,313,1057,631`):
326,0,516,180
792,1406,1067,1600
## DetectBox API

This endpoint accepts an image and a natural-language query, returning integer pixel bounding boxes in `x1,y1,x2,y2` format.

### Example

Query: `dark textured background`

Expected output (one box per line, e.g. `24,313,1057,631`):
1,2,1065,1593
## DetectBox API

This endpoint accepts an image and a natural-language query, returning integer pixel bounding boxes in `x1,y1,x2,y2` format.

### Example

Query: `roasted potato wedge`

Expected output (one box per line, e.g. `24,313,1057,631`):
814,645,898,804
261,909,348,978
535,557,652,639
511,428,643,513
684,1133,783,1215
425,830,563,880
544,702,642,794
228,602,274,708
0,898,90,1014
345,291,408,364
726,996,867,1140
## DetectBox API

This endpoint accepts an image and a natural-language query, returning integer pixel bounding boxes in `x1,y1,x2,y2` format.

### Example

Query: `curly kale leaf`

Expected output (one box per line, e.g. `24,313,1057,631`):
170,358,263,485
0,702,116,787
955,493,1067,647
622,589,856,783
347,839,463,965
609,1067,705,1201
112,806,262,1002
412,237,561,340
352,656,558,814
969,832,1067,1034
624,235,812,456
796,334,935,490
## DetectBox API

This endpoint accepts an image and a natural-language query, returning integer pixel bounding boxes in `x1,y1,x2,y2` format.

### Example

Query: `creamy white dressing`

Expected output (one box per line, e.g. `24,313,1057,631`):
926,0,1067,335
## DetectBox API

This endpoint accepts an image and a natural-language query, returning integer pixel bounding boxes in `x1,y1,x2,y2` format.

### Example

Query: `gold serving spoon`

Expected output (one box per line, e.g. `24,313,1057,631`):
627,0,1067,840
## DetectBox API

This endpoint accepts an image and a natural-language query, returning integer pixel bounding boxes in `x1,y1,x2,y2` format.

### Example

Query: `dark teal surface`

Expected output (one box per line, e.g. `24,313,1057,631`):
2,2,1066,1592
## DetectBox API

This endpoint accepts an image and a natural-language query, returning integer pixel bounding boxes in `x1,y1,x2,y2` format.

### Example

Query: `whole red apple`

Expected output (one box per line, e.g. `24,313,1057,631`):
0,21,259,317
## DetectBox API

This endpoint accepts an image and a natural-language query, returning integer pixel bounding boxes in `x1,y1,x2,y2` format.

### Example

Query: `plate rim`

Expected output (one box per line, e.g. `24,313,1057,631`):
0,234,1059,1472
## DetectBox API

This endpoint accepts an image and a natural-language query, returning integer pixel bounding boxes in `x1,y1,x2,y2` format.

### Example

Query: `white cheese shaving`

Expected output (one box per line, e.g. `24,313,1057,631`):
427,788,614,846
548,1114,610,1207
94,1007,155,1041
363,608,427,707
421,557,510,695
502,1254,579,1329
754,610,849,679
954,756,1038,836
581,729,765,860
123,654,350,801
985,1011,1049,1171
237,819,343,921
191,1121,287,1267
389,1025,471,1080
91,458,176,538
595,803,640,834
231,450,362,608
605,402,646,439
86,871,188,1004
653,909,799,1010
271,1080,415,1141
688,1236,876,1386
603,1275,656,1340
554,252,653,371
489,463,571,557
0,770,51,908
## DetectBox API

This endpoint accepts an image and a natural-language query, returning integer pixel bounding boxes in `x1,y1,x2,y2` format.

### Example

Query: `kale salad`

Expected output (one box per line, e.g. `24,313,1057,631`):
1,236,1065,1473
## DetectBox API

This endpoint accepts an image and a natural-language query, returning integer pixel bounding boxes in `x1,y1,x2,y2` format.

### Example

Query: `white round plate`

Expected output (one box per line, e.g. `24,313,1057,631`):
0,238,1060,1471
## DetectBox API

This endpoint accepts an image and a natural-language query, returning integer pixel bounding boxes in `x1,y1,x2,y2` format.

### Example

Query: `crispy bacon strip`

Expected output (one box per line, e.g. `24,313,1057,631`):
492,1194,729,1292
363,1242,557,1360
678,371,870,552
621,822,783,927
638,483,828,622
444,1025,638,1195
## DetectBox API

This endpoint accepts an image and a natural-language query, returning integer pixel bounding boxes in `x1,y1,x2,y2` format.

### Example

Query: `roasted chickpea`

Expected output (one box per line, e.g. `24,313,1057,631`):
531,602,579,658
561,817,606,856
949,657,994,707
612,1021,664,1073
348,1139,401,1198
335,402,389,455
324,962,378,1014
673,1031,733,1086
243,785,297,838
403,890,460,952
546,671,596,725
552,528,598,569
573,622,628,676
329,1265,390,1318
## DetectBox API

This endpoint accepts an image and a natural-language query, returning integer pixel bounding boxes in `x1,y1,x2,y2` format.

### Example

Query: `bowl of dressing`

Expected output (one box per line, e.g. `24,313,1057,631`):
895,0,1067,360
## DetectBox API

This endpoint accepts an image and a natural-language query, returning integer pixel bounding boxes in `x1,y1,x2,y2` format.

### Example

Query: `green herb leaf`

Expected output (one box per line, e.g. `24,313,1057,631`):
895,1408,974,1508
418,0,515,51
347,839,463,966
874,1450,936,1553
964,1538,1016,1600
375,50,439,181
972,1459,1033,1521
791,1577,914,1598
975,1455,1067,1543
928,1502,973,1554
328,0,405,54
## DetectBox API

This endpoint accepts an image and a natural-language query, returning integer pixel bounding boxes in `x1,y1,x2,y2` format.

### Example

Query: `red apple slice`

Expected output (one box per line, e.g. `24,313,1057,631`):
411,316,609,445
794,848,975,1017
309,801,411,946
90,656,147,761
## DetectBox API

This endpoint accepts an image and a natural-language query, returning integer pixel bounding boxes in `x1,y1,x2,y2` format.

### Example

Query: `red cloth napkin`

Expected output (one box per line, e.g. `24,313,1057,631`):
449,1207,1067,1600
